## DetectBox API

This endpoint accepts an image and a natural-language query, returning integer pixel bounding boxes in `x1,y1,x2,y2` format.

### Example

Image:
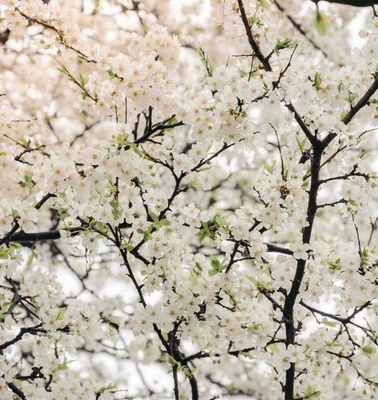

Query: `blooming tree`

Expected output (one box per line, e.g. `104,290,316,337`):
1,0,378,399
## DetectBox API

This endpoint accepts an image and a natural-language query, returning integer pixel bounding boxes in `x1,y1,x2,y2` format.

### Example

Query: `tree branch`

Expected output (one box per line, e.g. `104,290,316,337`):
236,0,272,71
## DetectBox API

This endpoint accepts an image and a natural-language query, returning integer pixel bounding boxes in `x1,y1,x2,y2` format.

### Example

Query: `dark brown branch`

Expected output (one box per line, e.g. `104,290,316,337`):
313,0,378,7
283,139,325,400
236,0,272,71
7,382,26,400
299,300,376,345
0,324,45,350
285,102,317,145
266,243,294,255
6,227,84,244
342,72,378,125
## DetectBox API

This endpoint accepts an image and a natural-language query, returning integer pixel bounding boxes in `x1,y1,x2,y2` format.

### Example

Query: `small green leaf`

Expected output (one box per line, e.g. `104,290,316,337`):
0,243,21,259
362,345,376,357
21,171,34,189
95,221,108,231
314,12,327,36
110,197,121,220
97,384,117,394
129,142,143,156
56,307,67,321
248,13,263,28
211,258,221,270
312,72,322,90
240,351,255,359
58,363,68,371
106,68,117,79
121,241,134,252
116,133,129,147
189,268,199,287
148,210,159,224
303,384,321,398
167,355,179,366
360,248,370,267
347,91,357,105
327,259,342,271
79,73,87,88
209,257,226,275
264,160,276,174
57,64,68,74
274,38,297,56
166,116,178,126
257,0,269,8
26,250,38,267
322,318,337,327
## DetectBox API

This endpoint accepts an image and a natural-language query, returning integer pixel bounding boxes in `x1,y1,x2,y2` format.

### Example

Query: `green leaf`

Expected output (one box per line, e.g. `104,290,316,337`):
362,345,376,357
257,0,269,8
166,116,178,126
182,365,194,378
198,48,213,77
167,355,179,366
326,259,342,271
264,160,276,174
20,171,34,189
248,13,263,28
58,363,68,371
196,219,220,242
56,307,67,321
189,268,199,287
209,269,219,277
79,73,87,88
246,275,257,285
148,210,160,224
321,318,337,327
106,68,117,79
240,351,255,359
160,218,171,227
312,72,322,90
295,135,307,152
360,248,370,267
303,384,321,398
121,241,134,252
347,91,357,105
26,250,38,267
95,221,108,231
314,12,327,36
0,243,21,260
209,257,227,275
129,142,143,156
274,38,298,56
116,133,129,148
0,301,12,319
97,384,117,394
110,197,121,220
57,64,68,74
211,258,221,270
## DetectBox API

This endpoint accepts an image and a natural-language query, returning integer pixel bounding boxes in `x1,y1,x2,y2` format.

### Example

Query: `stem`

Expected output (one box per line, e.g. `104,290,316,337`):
236,0,272,71
173,365,180,400
282,142,323,400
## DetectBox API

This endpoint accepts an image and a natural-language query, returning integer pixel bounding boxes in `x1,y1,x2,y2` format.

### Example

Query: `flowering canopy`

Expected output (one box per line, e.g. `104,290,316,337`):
1,0,378,399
